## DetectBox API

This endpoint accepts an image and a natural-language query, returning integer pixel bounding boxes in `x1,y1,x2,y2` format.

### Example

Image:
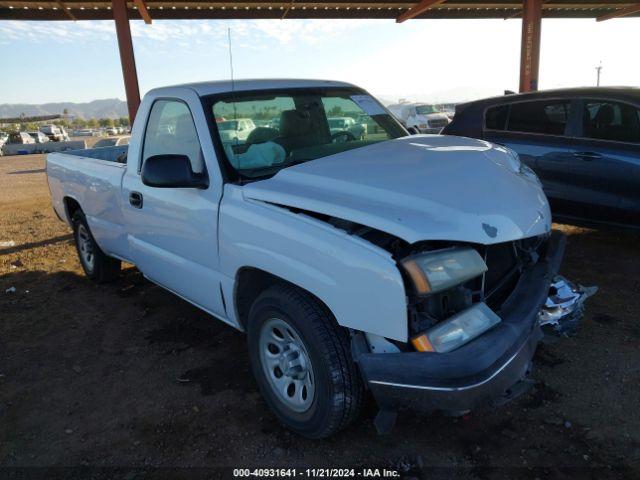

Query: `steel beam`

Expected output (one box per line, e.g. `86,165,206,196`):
519,0,542,92
597,2,640,20
55,1,76,20
397,0,446,22
112,0,141,122
134,0,152,24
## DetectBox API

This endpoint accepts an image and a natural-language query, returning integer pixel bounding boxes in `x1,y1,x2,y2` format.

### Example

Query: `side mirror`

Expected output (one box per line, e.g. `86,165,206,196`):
141,154,209,189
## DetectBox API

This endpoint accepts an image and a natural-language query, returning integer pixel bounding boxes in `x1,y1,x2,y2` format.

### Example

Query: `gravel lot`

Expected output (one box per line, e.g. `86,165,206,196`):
1,153,639,479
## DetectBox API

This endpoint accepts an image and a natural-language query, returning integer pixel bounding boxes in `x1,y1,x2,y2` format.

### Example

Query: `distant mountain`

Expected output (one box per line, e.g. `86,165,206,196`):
0,99,128,120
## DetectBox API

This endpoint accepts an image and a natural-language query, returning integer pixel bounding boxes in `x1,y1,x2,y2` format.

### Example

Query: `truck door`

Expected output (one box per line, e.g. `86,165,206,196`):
121,94,226,319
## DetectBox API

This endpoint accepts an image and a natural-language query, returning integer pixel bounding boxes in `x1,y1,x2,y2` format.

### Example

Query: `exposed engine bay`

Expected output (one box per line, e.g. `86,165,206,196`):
289,207,595,351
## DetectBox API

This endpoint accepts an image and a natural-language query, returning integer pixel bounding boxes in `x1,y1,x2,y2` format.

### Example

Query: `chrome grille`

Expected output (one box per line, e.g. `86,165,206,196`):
428,118,449,129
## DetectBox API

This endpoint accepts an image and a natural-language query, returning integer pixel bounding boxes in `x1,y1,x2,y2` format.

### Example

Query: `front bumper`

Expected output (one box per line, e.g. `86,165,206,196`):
356,231,566,413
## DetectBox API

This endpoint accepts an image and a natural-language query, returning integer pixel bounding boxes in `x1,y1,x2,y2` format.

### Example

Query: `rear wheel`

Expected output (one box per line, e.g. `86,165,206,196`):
247,284,363,439
72,211,121,283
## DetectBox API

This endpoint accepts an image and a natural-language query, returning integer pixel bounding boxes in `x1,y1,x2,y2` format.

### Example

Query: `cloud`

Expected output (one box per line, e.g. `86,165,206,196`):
0,20,114,43
248,19,375,46
0,19,376,50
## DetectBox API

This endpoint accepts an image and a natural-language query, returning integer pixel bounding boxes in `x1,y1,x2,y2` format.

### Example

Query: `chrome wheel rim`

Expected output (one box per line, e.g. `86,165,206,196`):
259,317,315,413
77,224,95,272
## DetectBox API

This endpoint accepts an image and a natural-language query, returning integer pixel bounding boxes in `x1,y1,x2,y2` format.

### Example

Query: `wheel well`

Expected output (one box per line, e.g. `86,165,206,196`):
235,268,282,329
234,267,332,330
63,197,82,223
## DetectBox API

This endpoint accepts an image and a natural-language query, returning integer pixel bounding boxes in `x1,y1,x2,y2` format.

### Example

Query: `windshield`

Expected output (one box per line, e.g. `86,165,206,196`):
207,87,406,180
415,105,438,115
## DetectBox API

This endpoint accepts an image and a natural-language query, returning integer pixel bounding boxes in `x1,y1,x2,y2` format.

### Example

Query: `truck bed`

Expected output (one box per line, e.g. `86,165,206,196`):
59,145,128,163
47,145,130,259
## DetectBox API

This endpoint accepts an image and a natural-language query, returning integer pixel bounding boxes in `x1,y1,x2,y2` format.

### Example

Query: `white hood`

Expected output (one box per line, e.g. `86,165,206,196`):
242,135,551,245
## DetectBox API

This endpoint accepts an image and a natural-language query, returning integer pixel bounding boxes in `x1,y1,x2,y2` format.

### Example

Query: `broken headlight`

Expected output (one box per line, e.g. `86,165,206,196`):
411,302,501,353
401,247,487,296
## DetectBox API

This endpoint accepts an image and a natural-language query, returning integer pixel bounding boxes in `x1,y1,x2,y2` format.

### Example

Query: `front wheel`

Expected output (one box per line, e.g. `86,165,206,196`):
72,211,121,283
247,284,363,438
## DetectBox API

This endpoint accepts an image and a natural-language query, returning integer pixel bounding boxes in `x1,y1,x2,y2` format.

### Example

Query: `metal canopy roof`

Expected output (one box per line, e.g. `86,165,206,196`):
1,0,639,20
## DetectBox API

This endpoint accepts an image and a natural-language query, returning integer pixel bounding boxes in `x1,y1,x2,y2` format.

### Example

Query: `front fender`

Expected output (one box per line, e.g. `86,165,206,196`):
219,185,408,342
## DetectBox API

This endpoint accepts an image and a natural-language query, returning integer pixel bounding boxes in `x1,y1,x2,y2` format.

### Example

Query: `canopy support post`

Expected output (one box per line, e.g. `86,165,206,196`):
112,0,141,123
519,0,542,92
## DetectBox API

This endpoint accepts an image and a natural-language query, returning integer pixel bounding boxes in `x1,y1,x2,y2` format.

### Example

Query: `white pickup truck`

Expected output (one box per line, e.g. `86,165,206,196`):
388,102,451,134
47,79,585,438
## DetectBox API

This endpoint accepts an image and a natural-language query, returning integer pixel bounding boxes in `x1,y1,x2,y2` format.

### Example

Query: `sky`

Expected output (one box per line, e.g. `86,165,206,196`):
0,16,639,105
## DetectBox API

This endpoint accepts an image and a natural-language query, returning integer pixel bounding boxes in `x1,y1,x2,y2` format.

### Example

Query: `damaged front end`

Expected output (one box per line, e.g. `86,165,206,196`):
352,230,595,433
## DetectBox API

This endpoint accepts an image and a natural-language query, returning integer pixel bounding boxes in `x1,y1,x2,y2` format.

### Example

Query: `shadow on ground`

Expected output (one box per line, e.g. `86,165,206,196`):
0,225,639,478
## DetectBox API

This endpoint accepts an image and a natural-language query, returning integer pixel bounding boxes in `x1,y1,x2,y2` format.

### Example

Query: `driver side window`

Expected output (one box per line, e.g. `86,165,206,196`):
142,100,204,173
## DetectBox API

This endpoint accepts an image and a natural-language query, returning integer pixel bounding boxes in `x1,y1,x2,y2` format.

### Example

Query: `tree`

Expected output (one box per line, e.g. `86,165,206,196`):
328,106,344,116
71,118,87,129
86,118,99,129
20,122,38,131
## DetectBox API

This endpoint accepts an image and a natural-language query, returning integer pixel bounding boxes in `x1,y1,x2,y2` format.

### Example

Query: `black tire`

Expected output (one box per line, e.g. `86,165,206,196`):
72,210,121,283
247,284,364,439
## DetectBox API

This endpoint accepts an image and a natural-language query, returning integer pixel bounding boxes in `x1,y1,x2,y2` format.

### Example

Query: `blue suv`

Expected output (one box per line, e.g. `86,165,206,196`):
442,87,640,229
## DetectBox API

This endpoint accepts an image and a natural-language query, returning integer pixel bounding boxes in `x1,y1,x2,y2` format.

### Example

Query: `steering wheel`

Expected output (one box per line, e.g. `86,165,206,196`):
331,131,356,144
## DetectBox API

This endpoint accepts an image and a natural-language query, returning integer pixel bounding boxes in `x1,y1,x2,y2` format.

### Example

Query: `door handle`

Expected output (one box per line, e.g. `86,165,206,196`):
573,151,602,161
129,191,143,209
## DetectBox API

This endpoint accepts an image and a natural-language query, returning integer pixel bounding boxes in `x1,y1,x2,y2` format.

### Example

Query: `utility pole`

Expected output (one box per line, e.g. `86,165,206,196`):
596,62,603,86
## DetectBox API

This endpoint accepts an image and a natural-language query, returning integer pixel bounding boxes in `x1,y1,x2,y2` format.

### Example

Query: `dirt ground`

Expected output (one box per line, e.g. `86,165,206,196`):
1,153,639,479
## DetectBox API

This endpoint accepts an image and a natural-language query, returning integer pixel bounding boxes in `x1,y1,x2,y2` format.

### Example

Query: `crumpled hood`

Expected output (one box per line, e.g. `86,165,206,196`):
242,135,551,245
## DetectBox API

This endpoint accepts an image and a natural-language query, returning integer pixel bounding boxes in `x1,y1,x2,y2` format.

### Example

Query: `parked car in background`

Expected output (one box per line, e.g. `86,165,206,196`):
8,132,36,145
73,129,100,137
268,117,280,130
217,118,256,144
327,116,367,140
45,79,590,438
356,113,382,135
105,127,119,136
443,87,640,229
443,109,456,121
93,136,130,148
388,102,450,133
28,131,50,143
40,124,69,142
